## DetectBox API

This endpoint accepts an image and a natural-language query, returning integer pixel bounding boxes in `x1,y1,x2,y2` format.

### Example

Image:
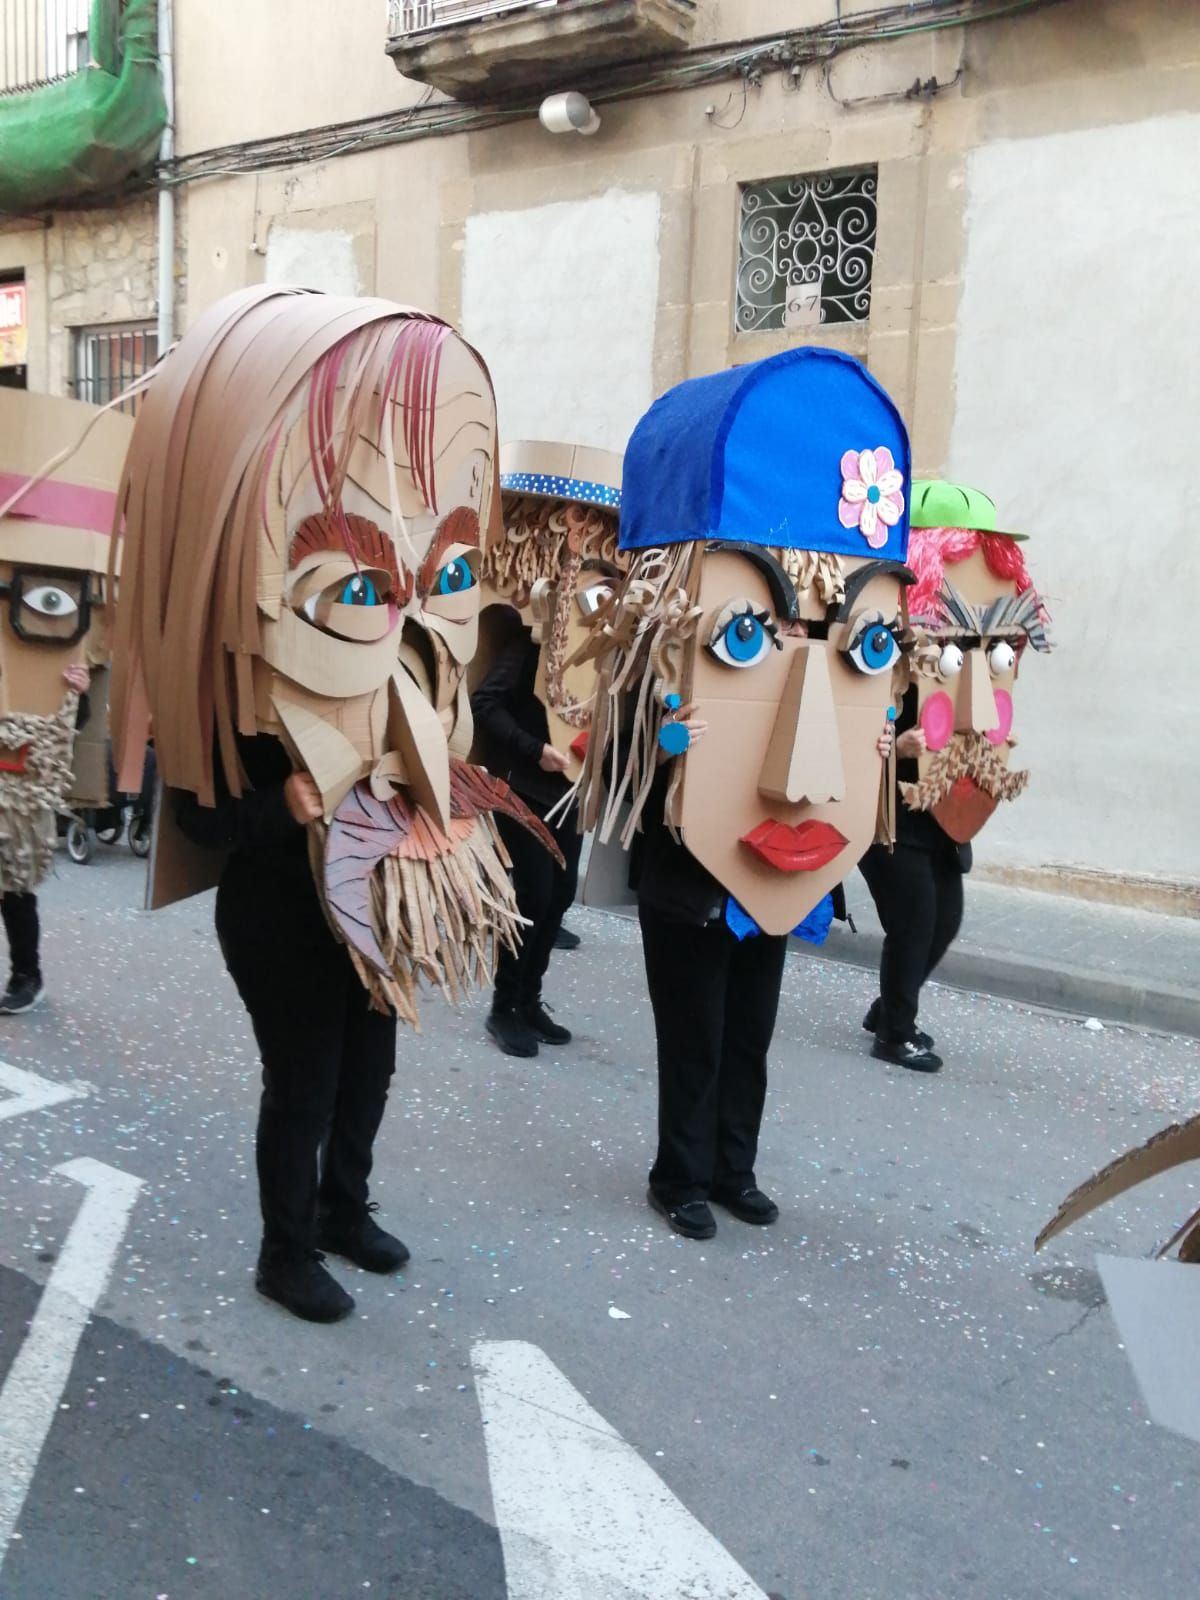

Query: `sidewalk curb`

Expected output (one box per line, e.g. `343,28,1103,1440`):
809,928,1200,1040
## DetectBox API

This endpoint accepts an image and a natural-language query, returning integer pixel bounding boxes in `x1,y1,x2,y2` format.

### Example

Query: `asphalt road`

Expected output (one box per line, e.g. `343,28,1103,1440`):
1,845,1198,1600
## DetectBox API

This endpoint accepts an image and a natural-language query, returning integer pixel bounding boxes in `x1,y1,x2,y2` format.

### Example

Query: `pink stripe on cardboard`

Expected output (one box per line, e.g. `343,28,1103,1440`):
0,472,115,536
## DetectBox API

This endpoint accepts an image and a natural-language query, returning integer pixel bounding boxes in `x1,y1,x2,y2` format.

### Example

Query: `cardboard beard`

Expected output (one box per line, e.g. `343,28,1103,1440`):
1036,1117,1200,1445
479,441,624,782
900,482,1050,844
0,390,130,891
575,347,914,938
110,286,559,1023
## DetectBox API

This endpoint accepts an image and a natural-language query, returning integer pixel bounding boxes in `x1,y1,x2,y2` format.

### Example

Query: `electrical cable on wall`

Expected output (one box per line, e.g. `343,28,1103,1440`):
9,0,1065,213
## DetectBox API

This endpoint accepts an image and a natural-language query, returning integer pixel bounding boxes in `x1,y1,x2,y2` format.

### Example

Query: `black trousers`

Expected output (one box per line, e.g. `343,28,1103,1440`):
859,840,964,1042
493,801,582,1011
216,856,397,1263
1,892,39,983
639,901,787,1207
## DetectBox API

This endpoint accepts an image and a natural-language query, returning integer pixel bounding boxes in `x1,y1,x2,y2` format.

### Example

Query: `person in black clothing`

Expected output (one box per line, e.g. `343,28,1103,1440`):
569,347,915,1241
175,735,409,1324
632,724,787,1239
858,685,964,1074
0,662,93,1015
471,616,583,1057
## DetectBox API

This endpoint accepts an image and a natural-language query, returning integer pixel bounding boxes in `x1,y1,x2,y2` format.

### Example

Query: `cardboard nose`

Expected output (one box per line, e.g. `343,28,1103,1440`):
956,650,1000,735
758,643,845,806
387,665,451,834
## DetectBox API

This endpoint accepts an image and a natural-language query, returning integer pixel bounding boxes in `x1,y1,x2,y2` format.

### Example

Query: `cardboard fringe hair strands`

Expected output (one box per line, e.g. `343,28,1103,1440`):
110,285,563,1024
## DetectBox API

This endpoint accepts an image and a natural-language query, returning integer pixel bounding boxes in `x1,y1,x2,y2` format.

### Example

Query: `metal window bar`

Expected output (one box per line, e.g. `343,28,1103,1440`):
73,324,158,414
388,0,563,38
0,0,92,96
736,168,879,334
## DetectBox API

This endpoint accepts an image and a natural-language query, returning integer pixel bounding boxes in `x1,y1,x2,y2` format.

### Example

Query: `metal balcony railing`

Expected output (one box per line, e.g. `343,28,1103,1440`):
388,0,564,38
0,0,92,96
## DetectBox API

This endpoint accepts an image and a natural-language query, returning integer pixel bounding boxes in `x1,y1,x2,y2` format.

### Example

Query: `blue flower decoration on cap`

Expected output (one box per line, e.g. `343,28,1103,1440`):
619,347,910,564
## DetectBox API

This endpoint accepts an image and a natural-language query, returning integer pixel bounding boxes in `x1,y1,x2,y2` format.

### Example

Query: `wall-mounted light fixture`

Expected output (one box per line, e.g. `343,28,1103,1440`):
538,92,601,136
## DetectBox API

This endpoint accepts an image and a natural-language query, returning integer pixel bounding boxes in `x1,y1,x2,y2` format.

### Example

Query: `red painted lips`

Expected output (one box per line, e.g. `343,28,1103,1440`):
740,818,849,873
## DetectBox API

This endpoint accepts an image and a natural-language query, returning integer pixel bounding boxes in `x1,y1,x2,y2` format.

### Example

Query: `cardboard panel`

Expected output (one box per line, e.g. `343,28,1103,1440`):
904,543,1042,843
678,551,901,937
1096,1256,1200,1444
68,665,112,809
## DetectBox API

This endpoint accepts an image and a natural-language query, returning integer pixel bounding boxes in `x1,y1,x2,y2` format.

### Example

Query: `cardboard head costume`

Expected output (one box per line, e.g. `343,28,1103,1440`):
576,347,914,937
0,389,129,889
902,481,1050,844
111,285,558,1023
480,441,624,780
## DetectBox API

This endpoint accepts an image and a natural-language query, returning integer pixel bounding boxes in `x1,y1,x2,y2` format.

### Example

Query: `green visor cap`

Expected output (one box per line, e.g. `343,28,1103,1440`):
909,479,1028,540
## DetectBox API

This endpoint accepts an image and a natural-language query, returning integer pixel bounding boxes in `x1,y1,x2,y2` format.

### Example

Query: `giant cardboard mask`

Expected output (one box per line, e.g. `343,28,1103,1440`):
111,286,557,1023
576,348,914,937
0,390,130,886
478,441,623,781
902,482,1050,843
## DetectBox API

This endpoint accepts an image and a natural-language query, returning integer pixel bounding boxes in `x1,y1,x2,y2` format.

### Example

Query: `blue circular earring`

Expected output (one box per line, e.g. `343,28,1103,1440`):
658,693,691,756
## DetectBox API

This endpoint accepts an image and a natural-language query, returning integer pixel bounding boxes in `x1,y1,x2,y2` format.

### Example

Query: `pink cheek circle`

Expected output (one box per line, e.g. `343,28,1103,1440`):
987,688,1014,745
920,692,954,752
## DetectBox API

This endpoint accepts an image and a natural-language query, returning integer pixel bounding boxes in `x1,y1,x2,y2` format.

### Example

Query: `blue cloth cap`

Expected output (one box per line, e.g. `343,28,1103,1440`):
620,347,910,564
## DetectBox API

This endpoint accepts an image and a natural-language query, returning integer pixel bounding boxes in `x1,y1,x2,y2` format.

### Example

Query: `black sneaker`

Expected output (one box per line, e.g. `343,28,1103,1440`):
647,1187,716,1240
317,1204,410,1273
872,1036,943,1073
523,1000,571,1045
486,1007,539,1057
711,1185,780,1225
553,924,581,951
255,1251,355,1323
862,1001,933,1049
0,976,44,1015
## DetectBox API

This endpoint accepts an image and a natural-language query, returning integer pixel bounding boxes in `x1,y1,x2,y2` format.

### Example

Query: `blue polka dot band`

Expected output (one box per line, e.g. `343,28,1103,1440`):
500,472,621,511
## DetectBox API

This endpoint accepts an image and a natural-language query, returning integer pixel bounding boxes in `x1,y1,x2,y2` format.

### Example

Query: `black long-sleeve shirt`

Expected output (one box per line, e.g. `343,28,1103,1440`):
471,632,567,809
173,732,305,864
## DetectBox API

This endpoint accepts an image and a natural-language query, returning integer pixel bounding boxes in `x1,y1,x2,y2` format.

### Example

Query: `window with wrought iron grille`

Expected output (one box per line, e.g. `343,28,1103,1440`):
72,322,158,413
735,168,878,334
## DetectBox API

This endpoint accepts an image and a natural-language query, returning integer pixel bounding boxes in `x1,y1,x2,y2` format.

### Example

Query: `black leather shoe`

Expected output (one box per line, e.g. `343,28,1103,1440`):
487,1007,539,1057
863,1001,933,1050
712,1185,780,1225
872,1036,943,1073
553,924,581,951
648,1187,716,1240
523,1000,571,1045
255,1251,355,1323
317,1205,410,1273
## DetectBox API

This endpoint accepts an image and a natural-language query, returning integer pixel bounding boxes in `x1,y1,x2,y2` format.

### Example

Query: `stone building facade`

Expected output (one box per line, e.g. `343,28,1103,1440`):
3,0,1197,905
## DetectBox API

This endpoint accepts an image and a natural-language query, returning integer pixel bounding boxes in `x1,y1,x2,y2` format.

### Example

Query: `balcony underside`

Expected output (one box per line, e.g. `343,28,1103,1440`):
387,0,696,102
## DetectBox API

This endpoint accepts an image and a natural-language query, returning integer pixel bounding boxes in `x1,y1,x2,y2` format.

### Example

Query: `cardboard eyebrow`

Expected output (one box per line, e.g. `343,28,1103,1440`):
703,541,798,620
834,560,916,621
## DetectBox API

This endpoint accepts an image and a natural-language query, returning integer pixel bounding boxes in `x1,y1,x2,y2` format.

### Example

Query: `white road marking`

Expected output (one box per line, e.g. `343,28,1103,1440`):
473,1340,769,1600
0,1061,83,1125
0,1157,143,1561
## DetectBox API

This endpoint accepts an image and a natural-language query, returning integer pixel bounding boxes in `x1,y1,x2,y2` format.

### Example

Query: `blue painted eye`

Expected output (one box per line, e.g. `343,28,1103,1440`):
709,606,778,670
339,574,381,607
846,620,901,676
437,557,476,596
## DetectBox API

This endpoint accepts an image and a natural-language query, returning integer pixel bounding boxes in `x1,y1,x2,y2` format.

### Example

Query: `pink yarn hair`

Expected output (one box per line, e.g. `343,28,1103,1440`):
907,526,1034,619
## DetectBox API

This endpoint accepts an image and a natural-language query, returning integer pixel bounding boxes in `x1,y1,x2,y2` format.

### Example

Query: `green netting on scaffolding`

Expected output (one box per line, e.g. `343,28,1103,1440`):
0,0,166,214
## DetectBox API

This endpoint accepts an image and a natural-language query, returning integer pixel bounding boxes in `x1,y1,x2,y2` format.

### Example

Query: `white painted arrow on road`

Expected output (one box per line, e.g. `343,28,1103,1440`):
473,1340,769,1600
0,1061,83,1124
0,1157,143,1562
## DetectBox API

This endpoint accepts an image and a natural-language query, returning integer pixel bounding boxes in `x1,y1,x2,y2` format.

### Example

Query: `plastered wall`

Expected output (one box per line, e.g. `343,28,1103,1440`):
461,190,661,452
950,111,1200,884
